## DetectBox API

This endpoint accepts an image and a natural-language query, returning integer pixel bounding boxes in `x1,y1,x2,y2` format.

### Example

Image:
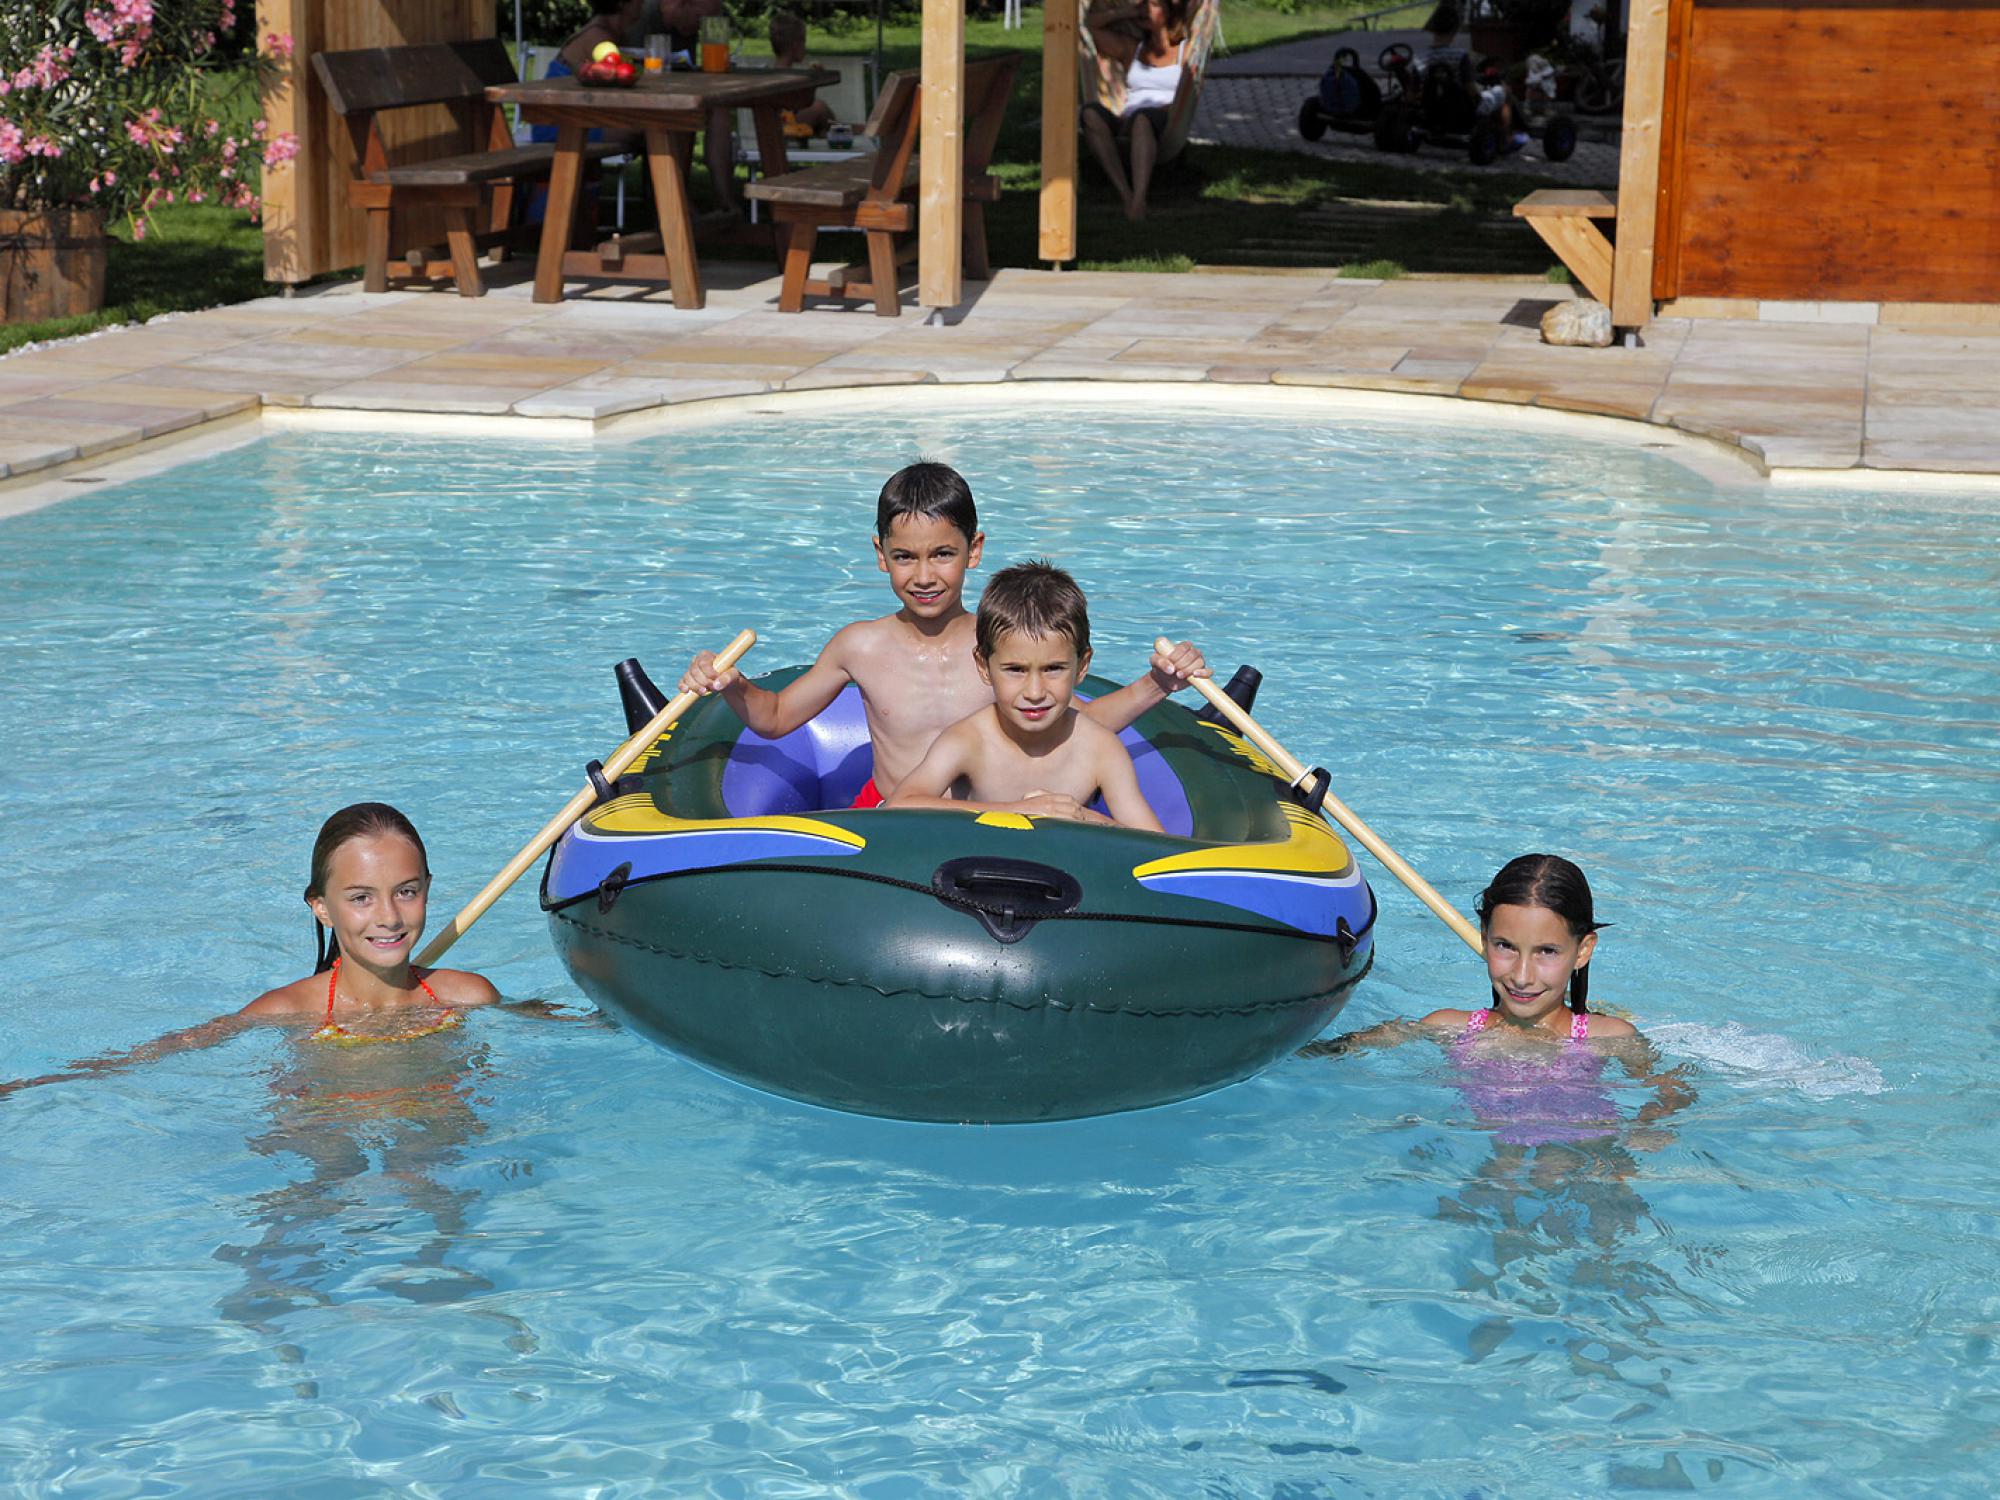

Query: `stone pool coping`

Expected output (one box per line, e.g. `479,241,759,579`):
5,265,1999,516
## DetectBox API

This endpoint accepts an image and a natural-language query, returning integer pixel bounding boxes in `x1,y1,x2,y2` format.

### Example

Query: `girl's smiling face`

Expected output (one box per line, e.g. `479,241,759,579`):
307,832,430,974
1482,901,1596,1027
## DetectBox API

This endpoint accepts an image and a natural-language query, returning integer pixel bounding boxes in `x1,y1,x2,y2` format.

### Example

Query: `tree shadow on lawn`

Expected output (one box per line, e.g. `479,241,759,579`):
984,145,1565,276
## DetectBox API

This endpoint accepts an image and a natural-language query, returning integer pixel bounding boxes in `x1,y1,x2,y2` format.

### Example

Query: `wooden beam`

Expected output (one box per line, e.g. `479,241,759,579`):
257,0,311,284
918,0,965,310
1611,0,1670,328
1039,0,1078,264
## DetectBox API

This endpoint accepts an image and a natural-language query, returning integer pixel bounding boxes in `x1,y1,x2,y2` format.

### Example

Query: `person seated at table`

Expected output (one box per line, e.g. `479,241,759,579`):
768,11,834,137
651,0,740,211
1081,0,1197,221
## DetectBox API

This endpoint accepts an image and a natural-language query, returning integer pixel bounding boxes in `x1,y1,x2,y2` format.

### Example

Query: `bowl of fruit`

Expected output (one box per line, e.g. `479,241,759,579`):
577,41,638,86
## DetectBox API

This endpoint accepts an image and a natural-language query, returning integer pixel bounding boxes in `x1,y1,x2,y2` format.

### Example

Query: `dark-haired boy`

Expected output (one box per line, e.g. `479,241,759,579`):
888,560,1161,830
679,462,1204,805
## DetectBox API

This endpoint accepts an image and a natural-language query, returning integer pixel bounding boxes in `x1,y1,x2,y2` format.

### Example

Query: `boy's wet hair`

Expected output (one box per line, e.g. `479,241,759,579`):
768,9,806,57
976,559,1091,661
306,802,429,973
1475,853,1607,1013
876,461,978,543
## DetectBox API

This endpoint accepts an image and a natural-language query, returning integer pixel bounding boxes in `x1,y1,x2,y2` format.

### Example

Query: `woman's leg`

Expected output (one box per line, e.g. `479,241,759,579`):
1080,108,1134,217
1127,112,1159,221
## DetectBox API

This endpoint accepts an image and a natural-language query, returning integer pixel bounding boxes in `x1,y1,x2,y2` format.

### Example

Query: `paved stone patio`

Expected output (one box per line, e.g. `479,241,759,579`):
3,265,1997,502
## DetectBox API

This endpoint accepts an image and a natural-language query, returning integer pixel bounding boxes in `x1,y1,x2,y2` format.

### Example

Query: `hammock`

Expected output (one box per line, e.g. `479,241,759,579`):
1077,0,1223,163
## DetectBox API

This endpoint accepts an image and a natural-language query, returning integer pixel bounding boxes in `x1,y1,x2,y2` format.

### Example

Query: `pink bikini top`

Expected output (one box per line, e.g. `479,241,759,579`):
1464,1008,1591,1042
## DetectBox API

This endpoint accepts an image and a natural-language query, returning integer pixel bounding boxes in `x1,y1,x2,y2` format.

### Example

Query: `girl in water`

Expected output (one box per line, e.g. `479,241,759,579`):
1423,851,1629,1043
1309,854,1689,1143
245,801,499,1037
0,804,503,1097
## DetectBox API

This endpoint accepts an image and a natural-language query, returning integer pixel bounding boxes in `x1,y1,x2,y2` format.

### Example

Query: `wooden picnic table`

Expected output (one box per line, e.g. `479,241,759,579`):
487,67,836,310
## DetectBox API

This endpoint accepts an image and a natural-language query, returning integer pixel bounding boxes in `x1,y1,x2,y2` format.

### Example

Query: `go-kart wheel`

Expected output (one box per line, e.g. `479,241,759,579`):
1469,122,1500,165
1379,42,1414,72
1299,98,1329,142
1542,116,1578,162
1375,105,1415,153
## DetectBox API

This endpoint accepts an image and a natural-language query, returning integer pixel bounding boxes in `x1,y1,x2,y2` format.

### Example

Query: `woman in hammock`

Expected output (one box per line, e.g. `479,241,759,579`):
1081,0,1199,221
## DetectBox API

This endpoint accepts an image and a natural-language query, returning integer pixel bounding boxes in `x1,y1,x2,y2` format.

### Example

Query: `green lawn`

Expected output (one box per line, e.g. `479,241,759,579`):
0,205,271,359
0,3,1562,355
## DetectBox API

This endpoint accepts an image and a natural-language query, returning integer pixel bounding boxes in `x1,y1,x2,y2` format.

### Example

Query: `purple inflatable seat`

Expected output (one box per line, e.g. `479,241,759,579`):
719,685,1195,835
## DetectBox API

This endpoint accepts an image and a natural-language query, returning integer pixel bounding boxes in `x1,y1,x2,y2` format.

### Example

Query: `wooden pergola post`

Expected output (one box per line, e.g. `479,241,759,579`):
918,0,966,310
1610,0,1670,328
1040,3,1078,263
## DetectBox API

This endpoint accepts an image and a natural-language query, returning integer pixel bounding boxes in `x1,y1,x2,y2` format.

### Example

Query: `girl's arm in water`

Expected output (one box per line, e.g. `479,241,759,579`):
1603,1032,1698,1145
1298,1019,1434,1057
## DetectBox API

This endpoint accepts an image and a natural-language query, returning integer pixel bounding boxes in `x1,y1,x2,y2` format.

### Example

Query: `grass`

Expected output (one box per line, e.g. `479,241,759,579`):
0,3,1559,354
785,1,1568,278
0,204,271,358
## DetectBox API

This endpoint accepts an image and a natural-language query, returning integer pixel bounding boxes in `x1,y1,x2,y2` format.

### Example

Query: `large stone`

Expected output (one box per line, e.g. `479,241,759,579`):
1541,299,1613,348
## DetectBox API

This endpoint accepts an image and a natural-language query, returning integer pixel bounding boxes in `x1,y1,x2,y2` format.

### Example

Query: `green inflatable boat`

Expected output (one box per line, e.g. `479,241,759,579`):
542,665,1376,1123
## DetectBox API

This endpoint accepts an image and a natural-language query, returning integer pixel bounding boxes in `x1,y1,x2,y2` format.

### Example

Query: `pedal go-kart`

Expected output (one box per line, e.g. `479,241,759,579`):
1296,44,1388,142
1370,45,1578,165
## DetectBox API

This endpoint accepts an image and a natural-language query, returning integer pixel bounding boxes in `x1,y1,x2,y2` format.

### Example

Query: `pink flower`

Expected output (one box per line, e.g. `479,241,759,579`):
261,132,299,168
103,168,117,186
133,217,148,240
0,118,25,166
263,32,295,60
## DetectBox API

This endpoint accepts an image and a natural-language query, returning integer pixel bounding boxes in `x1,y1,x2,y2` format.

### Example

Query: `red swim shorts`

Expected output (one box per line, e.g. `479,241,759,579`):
851,777,884,809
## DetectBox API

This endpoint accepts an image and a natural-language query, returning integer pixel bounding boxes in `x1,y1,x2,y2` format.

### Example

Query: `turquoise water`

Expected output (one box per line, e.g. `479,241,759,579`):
2,403,1996,1496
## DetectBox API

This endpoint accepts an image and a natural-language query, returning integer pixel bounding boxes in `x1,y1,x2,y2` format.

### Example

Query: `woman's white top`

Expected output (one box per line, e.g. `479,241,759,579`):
1123,39,1186,115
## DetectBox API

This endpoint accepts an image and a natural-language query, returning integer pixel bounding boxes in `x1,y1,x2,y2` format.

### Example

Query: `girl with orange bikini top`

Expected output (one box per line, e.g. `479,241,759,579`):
244,801,501,1040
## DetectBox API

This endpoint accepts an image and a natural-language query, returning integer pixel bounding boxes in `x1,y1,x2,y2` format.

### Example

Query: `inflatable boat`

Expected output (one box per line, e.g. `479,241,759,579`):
542,664,1376,1122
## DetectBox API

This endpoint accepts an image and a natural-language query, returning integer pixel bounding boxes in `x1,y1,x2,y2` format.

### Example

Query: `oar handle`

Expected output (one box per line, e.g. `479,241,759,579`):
1157,637,1484,955
415,629,757,968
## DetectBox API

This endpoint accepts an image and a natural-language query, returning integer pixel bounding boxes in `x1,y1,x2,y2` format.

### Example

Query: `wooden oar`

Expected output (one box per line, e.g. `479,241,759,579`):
1157,637,1483,955
416,629,757,967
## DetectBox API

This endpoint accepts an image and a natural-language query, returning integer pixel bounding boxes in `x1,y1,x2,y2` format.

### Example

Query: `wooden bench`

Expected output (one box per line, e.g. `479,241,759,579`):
745,55,1019,316
311,39,621,296
1514,188,1617,307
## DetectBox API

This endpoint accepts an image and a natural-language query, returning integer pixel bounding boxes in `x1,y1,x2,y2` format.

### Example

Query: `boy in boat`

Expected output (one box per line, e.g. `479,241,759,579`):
677,461,1206,805
887,560,1163,830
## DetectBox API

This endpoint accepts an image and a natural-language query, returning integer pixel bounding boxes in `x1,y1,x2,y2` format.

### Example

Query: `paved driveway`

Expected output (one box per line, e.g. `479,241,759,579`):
1194,29,1621,188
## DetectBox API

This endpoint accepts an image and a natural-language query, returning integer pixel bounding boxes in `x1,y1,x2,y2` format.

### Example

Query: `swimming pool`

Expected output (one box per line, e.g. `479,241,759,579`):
2,399,1995,1495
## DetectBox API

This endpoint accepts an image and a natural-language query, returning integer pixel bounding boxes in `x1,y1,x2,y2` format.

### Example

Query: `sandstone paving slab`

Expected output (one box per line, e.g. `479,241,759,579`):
782,366,939,392
1272,367,1468,397
178,343,439,383
1006,357,1208,382
1861,439,2000,473
0,436,84,477
513,376,773,418
304,383,529,415
0,412,139,460
4,396,210,442
85,380,259,418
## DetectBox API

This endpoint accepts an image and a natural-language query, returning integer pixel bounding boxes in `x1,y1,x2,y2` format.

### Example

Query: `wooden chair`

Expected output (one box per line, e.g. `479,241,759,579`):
745,55,1020,316
311,38,620,296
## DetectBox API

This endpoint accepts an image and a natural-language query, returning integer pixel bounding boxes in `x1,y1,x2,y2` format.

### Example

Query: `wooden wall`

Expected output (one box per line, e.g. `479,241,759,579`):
1655,0,2000,303
258,0,494,285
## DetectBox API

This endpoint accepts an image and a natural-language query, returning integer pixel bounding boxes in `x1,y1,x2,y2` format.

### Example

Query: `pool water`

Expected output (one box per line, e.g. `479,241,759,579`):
2,402,1996,1496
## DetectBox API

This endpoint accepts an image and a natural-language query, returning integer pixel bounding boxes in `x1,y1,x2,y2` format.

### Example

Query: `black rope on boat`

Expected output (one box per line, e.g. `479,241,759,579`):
546,858,1380,951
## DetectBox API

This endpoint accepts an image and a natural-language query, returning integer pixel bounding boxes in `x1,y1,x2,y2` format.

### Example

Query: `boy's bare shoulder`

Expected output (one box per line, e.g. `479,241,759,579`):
241,974,322,1018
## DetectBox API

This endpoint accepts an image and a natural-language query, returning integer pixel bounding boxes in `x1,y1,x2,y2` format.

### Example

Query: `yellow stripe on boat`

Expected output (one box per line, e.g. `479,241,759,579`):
1131,803,1353,880
584,793,867,849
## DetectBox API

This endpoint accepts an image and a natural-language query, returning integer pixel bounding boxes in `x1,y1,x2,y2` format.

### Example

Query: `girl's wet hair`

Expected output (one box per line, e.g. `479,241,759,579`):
876,460,978,543
305,802,429,973
1475,853,1606,1013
